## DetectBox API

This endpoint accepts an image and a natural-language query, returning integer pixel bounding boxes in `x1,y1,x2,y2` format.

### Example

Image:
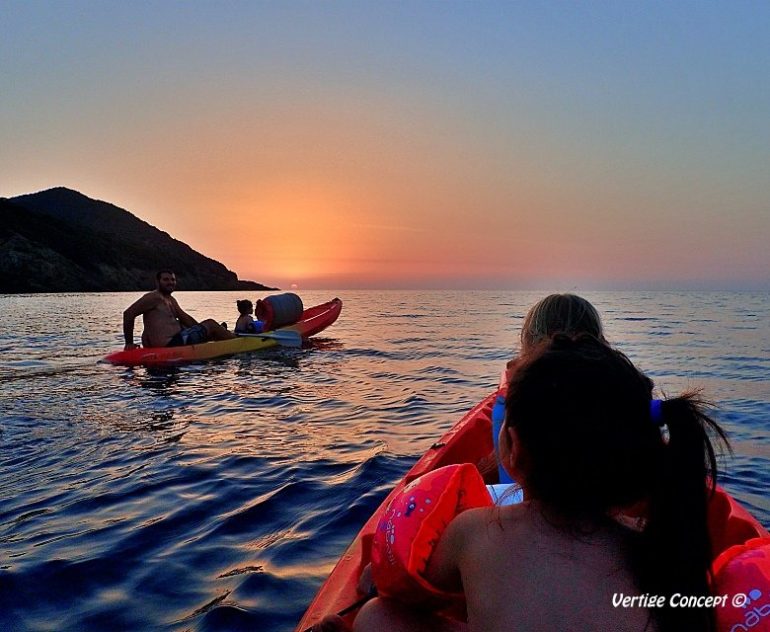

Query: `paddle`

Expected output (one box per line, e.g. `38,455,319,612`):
236,330,303,348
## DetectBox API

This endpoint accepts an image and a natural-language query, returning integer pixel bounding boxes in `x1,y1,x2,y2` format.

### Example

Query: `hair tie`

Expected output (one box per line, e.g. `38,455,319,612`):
650,399,670,444
650,399,664,426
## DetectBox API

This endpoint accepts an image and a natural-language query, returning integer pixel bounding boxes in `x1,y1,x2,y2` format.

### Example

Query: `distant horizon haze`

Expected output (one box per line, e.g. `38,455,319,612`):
4,184,768,292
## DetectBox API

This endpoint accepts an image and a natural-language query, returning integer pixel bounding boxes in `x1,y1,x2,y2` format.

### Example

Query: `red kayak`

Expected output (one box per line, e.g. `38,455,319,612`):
104,298,342,367
295,390,769,631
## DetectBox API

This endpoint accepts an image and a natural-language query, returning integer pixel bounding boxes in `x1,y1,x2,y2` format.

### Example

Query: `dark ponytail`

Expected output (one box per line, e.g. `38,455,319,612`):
637,394,729,632
504,335,729,632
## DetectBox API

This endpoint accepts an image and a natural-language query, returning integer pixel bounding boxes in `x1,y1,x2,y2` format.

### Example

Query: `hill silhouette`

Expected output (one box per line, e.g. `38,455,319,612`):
1,188,276,293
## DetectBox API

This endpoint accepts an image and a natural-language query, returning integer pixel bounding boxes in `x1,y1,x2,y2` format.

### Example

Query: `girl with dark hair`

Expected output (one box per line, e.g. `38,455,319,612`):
354,334,728,632
234,299,264,334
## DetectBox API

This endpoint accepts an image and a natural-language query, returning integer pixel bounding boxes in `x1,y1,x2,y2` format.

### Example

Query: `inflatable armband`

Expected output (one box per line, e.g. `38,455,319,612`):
371,463,492,607
709,487,770,557
713,537,770,632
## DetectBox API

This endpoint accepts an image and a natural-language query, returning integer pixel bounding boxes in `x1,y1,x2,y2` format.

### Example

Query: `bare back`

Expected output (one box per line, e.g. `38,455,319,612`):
235,314,255,333
434,504,656,632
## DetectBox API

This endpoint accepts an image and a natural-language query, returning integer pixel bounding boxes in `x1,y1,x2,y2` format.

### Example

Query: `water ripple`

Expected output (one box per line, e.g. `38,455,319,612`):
0,290,768,631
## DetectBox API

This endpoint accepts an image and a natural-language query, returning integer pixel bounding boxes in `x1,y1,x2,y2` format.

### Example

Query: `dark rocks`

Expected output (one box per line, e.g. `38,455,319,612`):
0,188,276,293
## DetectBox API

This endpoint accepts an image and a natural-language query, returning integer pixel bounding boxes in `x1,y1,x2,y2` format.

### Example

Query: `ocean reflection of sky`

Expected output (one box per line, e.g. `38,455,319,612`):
1,290,767,630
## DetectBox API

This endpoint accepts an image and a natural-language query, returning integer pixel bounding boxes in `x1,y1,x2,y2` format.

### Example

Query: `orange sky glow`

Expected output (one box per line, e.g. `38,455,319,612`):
2,3,769,290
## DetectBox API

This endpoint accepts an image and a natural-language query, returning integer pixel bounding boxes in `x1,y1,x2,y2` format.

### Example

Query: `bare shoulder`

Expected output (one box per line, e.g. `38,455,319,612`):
142,291,165,308
444,506,504,549
450,503,531,532
424,506,497,592
125,290,162,315
455,504,537,560
453,506,496,531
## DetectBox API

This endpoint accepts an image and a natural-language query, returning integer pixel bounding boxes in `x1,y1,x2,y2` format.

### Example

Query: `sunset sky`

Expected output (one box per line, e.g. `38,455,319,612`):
2,1,769,290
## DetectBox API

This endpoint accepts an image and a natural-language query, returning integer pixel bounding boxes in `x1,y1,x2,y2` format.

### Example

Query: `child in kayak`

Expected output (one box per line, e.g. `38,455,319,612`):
354,334,728,632
520,292,605,350
479,293,606,483
234,299,264,334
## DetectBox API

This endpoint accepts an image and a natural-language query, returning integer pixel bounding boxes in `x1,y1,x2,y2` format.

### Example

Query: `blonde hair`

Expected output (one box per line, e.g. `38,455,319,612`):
521,294,604,350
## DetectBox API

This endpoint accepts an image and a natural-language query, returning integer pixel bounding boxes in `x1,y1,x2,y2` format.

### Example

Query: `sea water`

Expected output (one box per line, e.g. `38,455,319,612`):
1,290,768,631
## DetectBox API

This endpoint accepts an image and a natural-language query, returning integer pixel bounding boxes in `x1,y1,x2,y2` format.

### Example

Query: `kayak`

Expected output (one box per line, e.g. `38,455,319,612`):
296,392,498,631
295,389,769,631
104,297,342,367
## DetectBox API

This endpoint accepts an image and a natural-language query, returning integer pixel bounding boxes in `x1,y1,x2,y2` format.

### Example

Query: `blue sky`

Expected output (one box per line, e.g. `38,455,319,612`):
2,1,769,289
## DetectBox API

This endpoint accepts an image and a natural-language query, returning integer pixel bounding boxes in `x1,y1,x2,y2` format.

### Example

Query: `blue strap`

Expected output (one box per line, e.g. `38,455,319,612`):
492,394,514,484
650,399,664,426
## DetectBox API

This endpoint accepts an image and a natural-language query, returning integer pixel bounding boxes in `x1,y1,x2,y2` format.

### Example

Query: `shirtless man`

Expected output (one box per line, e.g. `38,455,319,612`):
123,270,235,350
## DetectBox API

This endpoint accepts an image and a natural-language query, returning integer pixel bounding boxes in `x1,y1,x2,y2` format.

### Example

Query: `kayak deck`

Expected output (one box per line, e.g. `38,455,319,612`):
104,297,342,367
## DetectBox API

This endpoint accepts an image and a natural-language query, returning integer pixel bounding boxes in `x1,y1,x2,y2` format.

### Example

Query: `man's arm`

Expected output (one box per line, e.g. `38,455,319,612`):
122,293,158,350
170,296,198,329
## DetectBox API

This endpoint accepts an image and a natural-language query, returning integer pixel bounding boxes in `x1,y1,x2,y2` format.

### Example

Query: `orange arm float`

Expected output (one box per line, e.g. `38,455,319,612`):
371,463,492,607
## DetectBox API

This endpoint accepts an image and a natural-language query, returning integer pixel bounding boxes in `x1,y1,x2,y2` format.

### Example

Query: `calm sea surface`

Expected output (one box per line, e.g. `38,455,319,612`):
1,290,768,631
